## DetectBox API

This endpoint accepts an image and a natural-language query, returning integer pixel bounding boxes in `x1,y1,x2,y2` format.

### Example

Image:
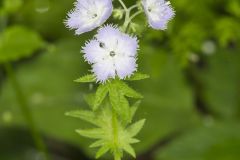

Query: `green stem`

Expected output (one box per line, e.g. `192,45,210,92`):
4,62,50,160
112,110,118,144
129,10,143,21
122,10,130,32
109,81,121,160
128,4,139,12
119,1,143,33
117,0,128,12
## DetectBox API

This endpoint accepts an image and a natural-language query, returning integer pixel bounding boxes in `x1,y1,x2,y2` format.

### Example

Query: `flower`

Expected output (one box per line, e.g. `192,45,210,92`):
142,0,175,30
65,0,113,35
82,25,138,82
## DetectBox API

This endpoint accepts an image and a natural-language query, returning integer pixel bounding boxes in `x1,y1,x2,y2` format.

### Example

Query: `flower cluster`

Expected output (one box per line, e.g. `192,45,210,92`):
65,0,175,82
65,0,175,159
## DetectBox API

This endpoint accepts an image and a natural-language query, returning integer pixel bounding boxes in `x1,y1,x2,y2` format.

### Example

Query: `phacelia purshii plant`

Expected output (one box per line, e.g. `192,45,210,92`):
64,0,175,159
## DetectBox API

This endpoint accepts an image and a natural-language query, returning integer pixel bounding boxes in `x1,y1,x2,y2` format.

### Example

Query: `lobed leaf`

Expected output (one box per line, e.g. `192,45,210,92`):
130,100,141,121
84,93,95,108
90,140,105,148
127,119,146,137
128,138,140,144
76,128,105,139
123,144,136,158
96,145,110,159
74,74,96,83
93,84,109,110
65,110,100,126
117,81,143,99
125,72,150,81
109,84,131,123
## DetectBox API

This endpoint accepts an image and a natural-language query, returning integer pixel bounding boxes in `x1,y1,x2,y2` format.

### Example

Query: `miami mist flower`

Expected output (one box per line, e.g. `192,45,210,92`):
82,25,138,82
64,0,113,35
142,0,175,30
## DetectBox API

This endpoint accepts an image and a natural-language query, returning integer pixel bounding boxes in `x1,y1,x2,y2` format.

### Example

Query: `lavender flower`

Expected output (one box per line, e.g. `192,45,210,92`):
65,0,113,35
82,25,138,82
142,0,175,30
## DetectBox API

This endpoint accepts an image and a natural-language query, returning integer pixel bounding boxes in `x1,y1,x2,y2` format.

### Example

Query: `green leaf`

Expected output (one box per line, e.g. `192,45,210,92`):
117,81,143,99
125,72,150,81
0,25,44,63
109,84,131,123
198,50,240,119
215,17,240,47
89,140,105,148
127,119,146,137
155,123,240,160
123,144,136,158
74,74,96,83
76,128,104,139
129,138,140,144
2,0,23,14
96,145,110,159
93,84,109,110
116,96,130,123
84,93,95,108
65,110,100,126
130,101,141,122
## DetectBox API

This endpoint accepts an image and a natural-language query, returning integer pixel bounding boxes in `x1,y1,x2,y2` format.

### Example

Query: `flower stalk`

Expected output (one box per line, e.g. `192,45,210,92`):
1,11,50,160
118,0,142,32
4,62,50,160
112,107,120,160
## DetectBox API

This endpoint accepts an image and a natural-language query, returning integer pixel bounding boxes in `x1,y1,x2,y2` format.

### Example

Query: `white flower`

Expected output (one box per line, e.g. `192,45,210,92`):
65,0,113,35
82,25,138,82
142,0,175,30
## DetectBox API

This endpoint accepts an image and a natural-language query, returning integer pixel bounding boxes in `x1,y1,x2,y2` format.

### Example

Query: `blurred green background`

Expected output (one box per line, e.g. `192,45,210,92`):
0,0,240,160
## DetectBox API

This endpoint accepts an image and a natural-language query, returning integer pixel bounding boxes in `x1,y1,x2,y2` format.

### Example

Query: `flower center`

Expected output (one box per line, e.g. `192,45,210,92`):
110,51,116,57
92,13,98,19
148,7,152,12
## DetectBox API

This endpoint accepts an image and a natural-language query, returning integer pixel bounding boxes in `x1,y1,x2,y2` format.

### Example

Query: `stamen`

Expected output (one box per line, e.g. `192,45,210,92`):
99,42,106,48
110,51,116,57
92,13,97,18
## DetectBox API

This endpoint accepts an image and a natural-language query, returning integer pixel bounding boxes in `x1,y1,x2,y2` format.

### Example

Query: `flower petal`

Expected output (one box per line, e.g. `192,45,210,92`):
82,39,108,64
142,0,175,30
65,0,113,35
92,60,116,82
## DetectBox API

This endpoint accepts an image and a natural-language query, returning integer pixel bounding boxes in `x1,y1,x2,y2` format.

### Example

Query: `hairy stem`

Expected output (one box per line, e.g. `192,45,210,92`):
4,63,50,160
112,105,120,160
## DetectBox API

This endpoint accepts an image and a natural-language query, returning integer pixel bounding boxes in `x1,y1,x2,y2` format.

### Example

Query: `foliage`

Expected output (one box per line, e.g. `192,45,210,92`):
0,0,23,15
0,39,200,159
0,0,240,160
0,26,45,63
69,72,148,159
155,122,240,160
66,102,145,159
